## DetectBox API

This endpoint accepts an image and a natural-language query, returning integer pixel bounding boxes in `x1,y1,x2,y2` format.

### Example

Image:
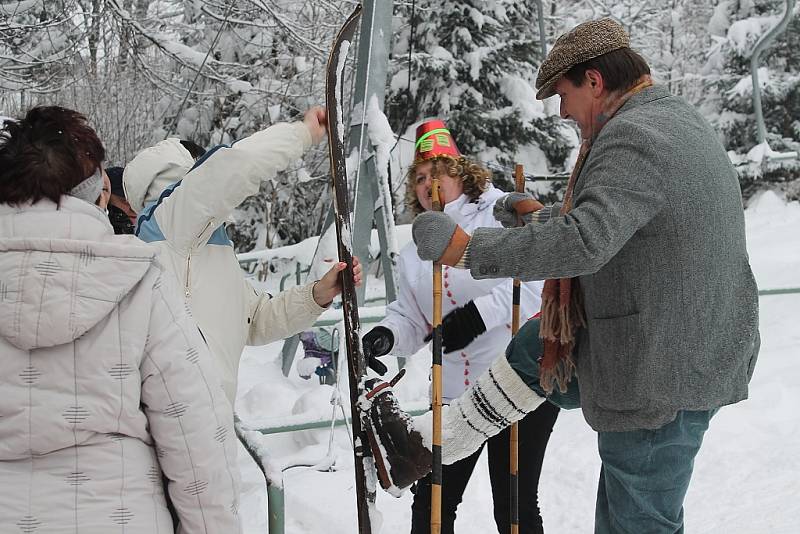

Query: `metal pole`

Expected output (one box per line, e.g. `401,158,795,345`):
347,0,397,305
535,0,547,60
750,0,796,145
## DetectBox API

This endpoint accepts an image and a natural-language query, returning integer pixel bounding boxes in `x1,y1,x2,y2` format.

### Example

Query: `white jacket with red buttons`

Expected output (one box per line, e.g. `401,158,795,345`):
123,123,327,403
378,185,544,402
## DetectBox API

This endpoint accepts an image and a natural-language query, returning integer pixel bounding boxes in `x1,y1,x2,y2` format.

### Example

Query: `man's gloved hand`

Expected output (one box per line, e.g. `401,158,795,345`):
424,300,487,353
493,192,545,228
412,211,471,265
362,326,393,375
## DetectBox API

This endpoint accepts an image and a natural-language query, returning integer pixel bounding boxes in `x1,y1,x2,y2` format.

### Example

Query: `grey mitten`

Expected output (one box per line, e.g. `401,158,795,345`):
412,211,457,261
493,192,534,228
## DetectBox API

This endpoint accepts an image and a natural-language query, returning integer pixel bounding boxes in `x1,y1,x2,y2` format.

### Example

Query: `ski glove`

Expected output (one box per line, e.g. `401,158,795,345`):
493,192,544,228
412,211,471,265
424,300,487,353
362,326,393,375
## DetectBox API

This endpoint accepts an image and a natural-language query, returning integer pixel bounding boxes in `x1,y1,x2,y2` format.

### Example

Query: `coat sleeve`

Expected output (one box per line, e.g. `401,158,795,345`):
378,253,431,357
469,119,666,281
154,122,312,254
246,280,327,346
139,268,242,534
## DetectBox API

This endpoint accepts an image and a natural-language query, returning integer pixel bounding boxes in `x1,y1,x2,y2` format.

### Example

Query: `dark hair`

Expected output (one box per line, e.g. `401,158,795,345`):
179,139,207,160
0,106,105,205
564,47,650,93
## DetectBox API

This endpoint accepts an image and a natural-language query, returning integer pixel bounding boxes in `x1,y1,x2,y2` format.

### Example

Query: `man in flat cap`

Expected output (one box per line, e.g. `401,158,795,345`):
403,18,760,533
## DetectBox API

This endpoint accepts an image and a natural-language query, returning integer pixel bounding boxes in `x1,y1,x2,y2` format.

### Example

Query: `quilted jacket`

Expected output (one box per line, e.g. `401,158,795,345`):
0,196,241,533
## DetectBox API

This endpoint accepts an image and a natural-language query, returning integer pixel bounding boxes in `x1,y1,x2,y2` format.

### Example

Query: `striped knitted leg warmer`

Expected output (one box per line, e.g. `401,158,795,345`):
414,354,545,465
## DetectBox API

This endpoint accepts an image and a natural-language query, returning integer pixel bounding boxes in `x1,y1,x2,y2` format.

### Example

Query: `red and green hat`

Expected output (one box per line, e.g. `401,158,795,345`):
413,119,461,164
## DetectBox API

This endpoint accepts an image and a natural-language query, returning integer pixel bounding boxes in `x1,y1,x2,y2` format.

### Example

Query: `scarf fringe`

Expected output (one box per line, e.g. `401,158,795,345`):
539,350,576,395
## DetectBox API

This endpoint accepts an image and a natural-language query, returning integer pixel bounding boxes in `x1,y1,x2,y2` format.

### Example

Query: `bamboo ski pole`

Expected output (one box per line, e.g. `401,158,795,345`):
509,164,525,534
430,178,443,534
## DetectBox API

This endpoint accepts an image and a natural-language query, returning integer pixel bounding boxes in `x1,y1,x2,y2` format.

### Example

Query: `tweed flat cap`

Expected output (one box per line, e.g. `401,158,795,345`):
535,18,630,100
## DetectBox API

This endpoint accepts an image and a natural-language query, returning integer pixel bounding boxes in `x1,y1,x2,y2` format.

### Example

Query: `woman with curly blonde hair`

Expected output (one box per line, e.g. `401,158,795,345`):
362,120,559,534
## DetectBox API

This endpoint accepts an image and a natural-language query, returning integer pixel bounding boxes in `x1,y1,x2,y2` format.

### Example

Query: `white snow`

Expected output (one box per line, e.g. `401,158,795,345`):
335,41,351,145
366,94,401,293
728,66,770,98
726,16,779,55
234,194,800,533
0,0,40,16
500,75,545,122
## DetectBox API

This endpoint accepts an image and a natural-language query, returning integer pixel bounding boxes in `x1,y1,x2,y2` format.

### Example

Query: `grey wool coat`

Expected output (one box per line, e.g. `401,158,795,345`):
469,85,760,432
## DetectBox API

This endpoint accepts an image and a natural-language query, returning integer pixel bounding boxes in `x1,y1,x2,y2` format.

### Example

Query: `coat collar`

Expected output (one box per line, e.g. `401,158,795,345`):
444,184,504,221
616,85,672,116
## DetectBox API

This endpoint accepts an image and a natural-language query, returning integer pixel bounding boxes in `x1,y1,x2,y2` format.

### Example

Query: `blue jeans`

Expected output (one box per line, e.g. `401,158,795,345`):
505,319,715,533
595,410,714,534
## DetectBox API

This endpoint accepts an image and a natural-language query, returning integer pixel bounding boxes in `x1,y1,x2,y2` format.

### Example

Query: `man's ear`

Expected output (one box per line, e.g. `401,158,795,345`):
585,69,604,96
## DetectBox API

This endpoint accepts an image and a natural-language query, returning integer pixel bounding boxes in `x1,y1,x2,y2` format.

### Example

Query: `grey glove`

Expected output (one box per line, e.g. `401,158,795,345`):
494,192,534,228
412,211,457,262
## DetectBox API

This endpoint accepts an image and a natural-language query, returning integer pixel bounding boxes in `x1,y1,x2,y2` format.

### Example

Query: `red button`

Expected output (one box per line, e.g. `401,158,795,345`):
450,299,457,305
446,291,452,297
464,360,470,366
464,379,470,386
444,282,449,288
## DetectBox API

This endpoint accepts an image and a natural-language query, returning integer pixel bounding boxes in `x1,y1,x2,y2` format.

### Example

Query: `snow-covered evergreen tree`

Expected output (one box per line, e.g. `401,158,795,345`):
385,0,573,197
705,0,800,197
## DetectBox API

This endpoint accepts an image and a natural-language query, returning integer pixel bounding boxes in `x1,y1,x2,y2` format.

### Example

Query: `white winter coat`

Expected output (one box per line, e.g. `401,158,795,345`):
0,197,241,534
123,123,327,403
379,185,544,402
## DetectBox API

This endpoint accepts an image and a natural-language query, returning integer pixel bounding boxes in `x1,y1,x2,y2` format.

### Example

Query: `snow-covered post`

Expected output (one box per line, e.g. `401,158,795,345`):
346,0,398,305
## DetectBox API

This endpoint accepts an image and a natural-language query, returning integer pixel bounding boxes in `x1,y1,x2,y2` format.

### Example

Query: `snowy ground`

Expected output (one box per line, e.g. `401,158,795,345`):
234,190,800,533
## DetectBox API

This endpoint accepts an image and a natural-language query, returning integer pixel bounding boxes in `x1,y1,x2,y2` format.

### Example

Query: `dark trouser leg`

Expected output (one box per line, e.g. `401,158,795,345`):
487,402,560,534
594,409,716,534
505,319,581,410
410,443,485,534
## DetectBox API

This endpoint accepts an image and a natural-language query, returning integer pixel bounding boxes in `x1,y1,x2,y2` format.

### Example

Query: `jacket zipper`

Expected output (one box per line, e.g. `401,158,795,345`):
185,251,192,298
186,220,214,298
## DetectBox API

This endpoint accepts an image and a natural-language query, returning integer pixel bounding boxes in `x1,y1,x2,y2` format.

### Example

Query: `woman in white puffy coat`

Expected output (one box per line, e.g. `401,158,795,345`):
0,107,241,533
361,129,560,534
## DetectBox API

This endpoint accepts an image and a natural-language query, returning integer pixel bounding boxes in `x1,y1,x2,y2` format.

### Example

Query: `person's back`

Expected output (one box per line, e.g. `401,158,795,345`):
0,107,241,534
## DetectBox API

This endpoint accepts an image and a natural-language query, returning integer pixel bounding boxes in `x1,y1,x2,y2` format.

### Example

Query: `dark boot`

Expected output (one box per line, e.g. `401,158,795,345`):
360,371,432,496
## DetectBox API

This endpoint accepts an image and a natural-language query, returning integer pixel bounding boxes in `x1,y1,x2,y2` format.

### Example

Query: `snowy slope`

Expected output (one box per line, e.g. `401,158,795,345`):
235,190,800,533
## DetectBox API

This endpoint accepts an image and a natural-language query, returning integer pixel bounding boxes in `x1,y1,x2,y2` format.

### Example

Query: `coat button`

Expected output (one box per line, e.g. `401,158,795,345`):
446,291,452,297
450,299,457,305
490,266,498,274
479,266,487,275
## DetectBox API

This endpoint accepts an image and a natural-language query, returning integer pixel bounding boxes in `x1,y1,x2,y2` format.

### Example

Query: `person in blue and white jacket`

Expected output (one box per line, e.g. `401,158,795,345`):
122,107,361,404
361,120,559,534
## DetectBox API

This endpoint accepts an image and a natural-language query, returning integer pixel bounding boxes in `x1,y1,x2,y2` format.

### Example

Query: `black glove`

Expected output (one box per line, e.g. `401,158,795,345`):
425,300,487,353
362,326,393,375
